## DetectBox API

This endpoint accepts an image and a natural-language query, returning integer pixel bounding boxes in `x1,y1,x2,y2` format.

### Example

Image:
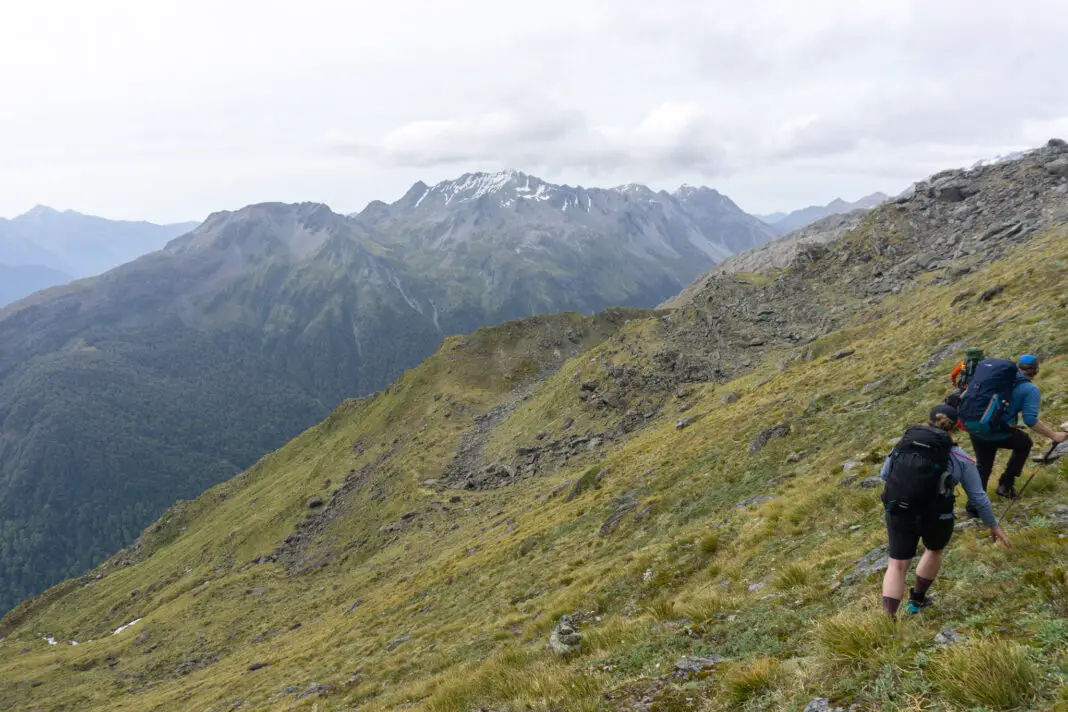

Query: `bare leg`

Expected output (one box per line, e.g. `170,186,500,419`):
915,549,943,583
881,558,911,616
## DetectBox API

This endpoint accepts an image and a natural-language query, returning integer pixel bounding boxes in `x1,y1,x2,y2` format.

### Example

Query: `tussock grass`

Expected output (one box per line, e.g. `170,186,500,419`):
681,591,733,624
814,610,899,668
929,638,1039,710
644,596,678,621
773,563,814,591
1023,566,1068,616
582,616,647,652
723,656,783,703
698,532,720,555
422,648,603,712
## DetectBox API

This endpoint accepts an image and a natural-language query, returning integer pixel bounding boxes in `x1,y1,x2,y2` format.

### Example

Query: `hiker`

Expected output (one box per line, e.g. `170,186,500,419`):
959,355,1068,513
880,404,1011,618
945,347,984,408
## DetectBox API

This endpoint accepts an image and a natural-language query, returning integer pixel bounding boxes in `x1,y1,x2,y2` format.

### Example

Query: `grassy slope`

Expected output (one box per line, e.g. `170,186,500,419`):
2,231,1067,712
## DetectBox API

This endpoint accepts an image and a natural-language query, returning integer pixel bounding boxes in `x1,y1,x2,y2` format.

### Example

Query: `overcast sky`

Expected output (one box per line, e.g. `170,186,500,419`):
2,0,1067,223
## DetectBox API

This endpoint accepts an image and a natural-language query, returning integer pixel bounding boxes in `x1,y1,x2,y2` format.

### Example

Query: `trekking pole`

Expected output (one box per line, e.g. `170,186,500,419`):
996,442,1058,528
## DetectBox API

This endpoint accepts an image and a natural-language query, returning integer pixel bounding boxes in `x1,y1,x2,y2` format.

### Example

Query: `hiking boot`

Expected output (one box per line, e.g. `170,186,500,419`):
906,596,934,615
996,484,1018,500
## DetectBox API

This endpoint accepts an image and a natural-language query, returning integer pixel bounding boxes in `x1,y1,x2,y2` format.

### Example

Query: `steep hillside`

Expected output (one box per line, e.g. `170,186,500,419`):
0,173,774,615
0,205,198,278
2,143,1067,712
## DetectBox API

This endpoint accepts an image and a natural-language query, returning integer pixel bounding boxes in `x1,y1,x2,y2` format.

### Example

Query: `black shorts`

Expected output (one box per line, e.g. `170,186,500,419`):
886,510,954,560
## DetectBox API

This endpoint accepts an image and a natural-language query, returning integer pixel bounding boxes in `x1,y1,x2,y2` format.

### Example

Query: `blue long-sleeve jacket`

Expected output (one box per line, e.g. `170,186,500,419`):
879,445,997,527
975,374,1041,441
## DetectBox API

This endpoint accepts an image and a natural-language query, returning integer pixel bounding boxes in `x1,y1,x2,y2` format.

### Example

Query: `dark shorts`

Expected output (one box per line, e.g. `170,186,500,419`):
886,510,954,560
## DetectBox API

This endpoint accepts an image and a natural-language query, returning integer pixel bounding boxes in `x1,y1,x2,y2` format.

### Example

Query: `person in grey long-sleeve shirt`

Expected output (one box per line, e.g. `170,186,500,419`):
879,404,1011,618
879,442,997,527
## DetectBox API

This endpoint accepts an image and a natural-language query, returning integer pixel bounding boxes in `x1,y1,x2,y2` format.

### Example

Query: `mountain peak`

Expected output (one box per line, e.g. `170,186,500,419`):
18,205,62,220
673,184,722,199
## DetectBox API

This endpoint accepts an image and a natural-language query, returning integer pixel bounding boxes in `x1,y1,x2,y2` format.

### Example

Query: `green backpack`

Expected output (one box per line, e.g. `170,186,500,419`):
957,347,985,389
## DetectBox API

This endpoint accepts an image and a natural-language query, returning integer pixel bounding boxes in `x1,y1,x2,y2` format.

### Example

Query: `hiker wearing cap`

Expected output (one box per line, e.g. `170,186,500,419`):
960,355,1068,513
879,404,1011,618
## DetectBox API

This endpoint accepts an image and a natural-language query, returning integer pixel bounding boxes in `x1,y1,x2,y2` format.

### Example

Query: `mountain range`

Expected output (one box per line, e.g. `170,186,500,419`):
3,140,1067,712
0,206,198,306
0,171,776,613
757,192,889,235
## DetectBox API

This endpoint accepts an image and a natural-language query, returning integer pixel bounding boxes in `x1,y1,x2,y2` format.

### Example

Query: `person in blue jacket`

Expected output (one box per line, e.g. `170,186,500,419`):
966,355,1067,514
880,404,1011,618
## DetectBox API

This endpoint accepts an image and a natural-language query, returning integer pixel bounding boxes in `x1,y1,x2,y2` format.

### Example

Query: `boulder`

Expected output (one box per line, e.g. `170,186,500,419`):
549,615,582,655
977,284,1004,302
1043,157,1068,177
306,496,325,509
385,634,411,652
749,424,791,455
828,348,855,361
931,176,978,202
934,627,966,645
803,699,846,712
858,477,882,489
672,655,726,680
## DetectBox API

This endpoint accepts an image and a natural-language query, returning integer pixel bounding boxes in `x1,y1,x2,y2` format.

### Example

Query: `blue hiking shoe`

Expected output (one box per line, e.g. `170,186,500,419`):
906,596,934,615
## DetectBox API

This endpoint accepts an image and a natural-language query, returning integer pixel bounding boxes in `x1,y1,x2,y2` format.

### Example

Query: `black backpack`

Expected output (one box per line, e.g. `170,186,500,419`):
882,425,955,518
958,358,1020,436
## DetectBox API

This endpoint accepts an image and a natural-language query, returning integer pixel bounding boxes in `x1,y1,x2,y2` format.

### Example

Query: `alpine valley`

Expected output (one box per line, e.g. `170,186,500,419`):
0,171,774,614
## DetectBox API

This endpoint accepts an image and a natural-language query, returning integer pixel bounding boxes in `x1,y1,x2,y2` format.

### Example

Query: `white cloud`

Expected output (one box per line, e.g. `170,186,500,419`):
1,0,1067,220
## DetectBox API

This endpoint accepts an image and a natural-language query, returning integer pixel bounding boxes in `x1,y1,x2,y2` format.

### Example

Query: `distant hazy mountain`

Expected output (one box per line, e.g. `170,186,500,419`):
0,172,775,613
759,192,889,235
0,206,198,278
0,263,73,307
754,211,787,224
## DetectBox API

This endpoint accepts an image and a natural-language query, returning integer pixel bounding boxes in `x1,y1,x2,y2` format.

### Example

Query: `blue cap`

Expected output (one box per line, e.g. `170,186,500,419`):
1018,354,1039,367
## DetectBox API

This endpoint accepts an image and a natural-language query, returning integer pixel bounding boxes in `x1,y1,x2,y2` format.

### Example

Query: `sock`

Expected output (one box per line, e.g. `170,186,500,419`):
882,596,901,617
912,576,934,600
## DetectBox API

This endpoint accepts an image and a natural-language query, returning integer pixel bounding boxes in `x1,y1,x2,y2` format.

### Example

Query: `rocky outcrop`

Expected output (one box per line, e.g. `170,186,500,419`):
701,209,870,280
656,139,1068,409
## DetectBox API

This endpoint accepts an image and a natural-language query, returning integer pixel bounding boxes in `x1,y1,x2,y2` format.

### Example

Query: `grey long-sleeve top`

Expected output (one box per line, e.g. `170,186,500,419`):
879,445,997,527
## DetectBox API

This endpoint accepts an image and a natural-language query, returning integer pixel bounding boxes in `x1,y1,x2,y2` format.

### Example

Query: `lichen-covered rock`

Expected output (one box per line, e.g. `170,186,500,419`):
549,615,581,655
672,655,726,680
